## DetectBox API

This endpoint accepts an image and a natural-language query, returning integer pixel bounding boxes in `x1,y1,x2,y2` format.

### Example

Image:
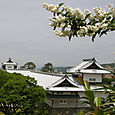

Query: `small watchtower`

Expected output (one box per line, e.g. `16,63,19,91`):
2,58,18,70
69,58,111,84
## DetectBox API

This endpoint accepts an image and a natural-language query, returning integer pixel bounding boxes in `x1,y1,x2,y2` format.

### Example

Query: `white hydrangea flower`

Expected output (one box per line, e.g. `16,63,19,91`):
49,15,65,23
55,14,66,23
49,17,57,23
108,4,113,10
84,9,91,14
67,24,71,28
101,9,106,14
80,26,88,33
63,6,68,11
63,6,75,16
49,22,56,27
54,30,66,37
101,23,108,30
108,4,115,17
51,7,58,13
43,3,59,13
88,14,94,21
60,23,66,28
93,7,98,14
77,30,81,35
86,32,94,37
74,8,85,19
87,25,99,32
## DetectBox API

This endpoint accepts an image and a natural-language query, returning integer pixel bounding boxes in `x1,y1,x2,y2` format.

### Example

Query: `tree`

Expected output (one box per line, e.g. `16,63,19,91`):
20,62,36,70
0,71,47,114
43,3,115,42
41,62,54,73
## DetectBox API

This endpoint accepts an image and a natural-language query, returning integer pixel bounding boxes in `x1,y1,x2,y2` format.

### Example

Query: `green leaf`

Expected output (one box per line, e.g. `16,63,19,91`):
84,91,95,104
106,12,112,16
85,13,91,20
80,111,86,115
59,3,64,7
111,17,115,24
92,33,96,42
99,29,109,37
53,13,55,16
94,97,101,108
69,34,72,41
84,81,90,91
53,26,56,30
106,16,111,20
76,75,84,86
97,28,102,35
83,101,92,105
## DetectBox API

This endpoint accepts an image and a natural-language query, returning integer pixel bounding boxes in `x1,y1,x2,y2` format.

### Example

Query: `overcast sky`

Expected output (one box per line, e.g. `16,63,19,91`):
0,0,115,68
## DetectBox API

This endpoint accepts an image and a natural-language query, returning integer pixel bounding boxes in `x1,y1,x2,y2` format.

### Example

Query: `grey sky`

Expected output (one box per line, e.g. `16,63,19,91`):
0,0,115,68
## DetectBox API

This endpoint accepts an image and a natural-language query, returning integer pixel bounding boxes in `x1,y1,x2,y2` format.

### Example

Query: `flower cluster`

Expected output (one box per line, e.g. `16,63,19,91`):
108,4,115,17
43,3,59,13
43,3,115,41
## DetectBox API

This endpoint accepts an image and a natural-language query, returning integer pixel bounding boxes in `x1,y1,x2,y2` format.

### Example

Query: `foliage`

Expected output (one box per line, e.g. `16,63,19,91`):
76,75,115,115
0,70,12,88
103,78,115,85
41,62,54,73
100,84,115,115
0,71,47,115
43,3,115,41
20,62,36,70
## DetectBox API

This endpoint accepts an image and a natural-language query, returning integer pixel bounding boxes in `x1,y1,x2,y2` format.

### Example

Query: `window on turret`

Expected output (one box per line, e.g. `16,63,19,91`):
8,66,12,69
89,78,96,81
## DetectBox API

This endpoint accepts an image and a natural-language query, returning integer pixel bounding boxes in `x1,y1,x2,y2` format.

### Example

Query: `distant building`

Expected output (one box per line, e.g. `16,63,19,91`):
7,58,111,115
2,58,18,70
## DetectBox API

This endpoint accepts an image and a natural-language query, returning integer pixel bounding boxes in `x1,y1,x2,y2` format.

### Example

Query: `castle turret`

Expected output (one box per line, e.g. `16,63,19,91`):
2,58,18,70
68,58,111,84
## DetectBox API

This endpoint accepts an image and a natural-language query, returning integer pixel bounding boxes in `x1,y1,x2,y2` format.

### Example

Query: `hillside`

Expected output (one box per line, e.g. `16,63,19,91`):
54,66,72,73
101,63,115,68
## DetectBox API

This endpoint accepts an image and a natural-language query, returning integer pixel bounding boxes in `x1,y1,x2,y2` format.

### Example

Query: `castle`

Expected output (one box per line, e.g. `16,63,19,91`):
3,58,111,115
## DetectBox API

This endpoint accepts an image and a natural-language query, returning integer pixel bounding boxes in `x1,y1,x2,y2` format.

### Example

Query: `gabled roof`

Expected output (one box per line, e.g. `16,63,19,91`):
69,60,89,73
47,75,78,89
69,58,111,74
82,59,103,69
2,58,17,65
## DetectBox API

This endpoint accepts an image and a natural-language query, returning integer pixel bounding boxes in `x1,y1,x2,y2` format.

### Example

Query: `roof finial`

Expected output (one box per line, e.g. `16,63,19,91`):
9,58,11,61
7,58,13,63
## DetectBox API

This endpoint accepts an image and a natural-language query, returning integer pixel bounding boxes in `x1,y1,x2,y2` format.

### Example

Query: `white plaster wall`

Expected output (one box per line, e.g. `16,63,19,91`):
5,64,14,70
83,74,102,82
78,92,85,98
47,98,77,108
